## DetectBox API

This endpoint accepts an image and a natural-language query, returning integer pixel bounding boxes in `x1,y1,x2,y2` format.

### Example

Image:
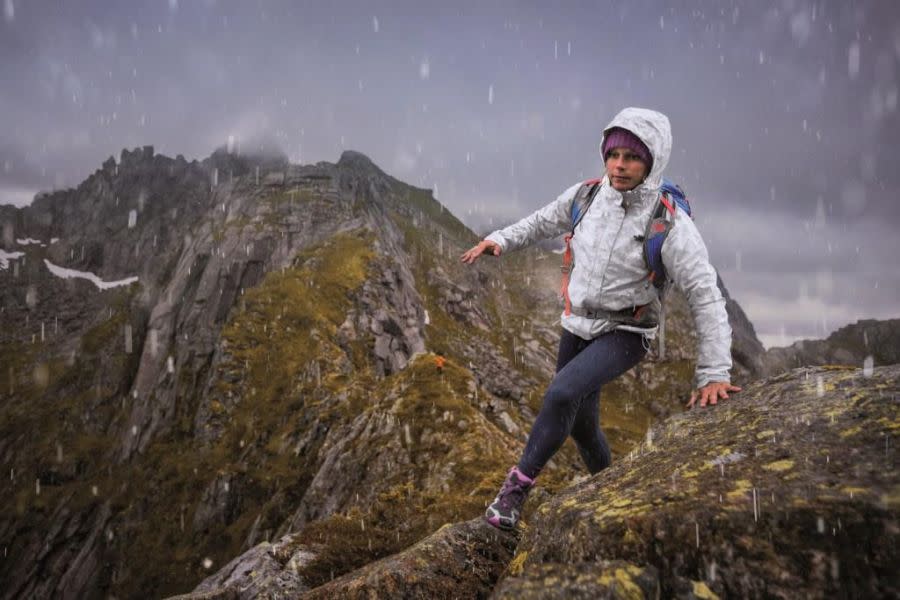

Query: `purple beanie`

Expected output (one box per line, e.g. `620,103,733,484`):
602,127,653,171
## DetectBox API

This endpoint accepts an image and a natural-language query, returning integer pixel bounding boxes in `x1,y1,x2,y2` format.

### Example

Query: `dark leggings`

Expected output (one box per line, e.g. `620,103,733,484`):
516,328,648,479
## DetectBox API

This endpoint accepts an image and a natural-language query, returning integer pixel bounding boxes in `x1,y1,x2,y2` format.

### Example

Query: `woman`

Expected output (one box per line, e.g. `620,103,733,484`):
460,107,741,531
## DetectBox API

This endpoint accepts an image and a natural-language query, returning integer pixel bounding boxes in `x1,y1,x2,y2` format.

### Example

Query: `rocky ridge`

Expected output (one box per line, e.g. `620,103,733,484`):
3,145,771,598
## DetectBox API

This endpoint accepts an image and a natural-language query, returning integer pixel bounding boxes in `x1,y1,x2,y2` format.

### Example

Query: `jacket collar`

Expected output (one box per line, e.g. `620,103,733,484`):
600,175,657,212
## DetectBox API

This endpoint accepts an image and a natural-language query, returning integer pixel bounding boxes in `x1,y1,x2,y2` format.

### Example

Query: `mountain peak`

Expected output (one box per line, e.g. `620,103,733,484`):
337,150,385,176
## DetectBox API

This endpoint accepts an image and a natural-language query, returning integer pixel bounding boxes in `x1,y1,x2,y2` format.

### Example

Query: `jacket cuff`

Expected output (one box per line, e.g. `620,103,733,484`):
695,372,731,389
484,233,507,254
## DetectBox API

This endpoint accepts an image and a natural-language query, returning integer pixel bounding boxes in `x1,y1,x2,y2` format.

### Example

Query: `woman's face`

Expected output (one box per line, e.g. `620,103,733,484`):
605,147,649,191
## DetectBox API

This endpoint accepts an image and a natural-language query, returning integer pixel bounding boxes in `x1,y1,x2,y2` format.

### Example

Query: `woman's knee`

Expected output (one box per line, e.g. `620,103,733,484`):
542,382,582,415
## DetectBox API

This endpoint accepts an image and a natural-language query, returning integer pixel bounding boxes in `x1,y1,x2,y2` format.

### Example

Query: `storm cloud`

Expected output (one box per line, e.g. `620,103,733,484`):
1,0,898,347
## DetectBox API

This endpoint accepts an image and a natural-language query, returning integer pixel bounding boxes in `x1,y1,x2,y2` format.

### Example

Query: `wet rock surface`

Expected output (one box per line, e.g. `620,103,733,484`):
301,517,519,599
166,533,317,600
494,365,900,599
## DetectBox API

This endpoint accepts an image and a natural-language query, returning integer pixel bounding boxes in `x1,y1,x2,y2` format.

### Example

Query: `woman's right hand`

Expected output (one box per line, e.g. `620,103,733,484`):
460,239,502,264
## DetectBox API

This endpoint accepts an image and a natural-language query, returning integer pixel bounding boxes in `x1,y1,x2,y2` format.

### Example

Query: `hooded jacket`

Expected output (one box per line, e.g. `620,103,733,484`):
484,107,732,388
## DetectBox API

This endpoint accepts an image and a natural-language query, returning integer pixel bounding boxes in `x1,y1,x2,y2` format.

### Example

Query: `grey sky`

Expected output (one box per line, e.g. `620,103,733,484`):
1,0,898,347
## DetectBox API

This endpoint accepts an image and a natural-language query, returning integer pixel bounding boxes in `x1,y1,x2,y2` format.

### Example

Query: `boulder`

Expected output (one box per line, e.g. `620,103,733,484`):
493,365,900,598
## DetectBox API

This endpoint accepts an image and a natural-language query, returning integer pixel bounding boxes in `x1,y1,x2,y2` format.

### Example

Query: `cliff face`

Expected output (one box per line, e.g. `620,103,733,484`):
1,146,765,598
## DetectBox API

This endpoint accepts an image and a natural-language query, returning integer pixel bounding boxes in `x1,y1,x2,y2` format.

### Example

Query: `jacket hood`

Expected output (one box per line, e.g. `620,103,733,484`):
601,107,672,191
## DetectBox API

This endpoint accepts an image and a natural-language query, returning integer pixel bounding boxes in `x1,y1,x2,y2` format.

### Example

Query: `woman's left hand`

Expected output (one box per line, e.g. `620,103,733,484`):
687,381,742,409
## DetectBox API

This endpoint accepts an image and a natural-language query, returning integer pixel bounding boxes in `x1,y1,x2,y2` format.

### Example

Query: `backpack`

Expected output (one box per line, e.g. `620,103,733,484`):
560,177,691,358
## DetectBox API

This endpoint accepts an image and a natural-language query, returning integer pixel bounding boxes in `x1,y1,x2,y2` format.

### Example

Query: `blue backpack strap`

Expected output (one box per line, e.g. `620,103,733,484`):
644,178,691,289
659,177,691,217
571,178,603,231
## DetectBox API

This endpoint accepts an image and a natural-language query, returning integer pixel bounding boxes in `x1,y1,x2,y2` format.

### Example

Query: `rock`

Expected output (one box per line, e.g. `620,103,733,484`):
498,411,520,435
492,561,661,599
301,518,519,599
493,365,900,598
166,534,317,600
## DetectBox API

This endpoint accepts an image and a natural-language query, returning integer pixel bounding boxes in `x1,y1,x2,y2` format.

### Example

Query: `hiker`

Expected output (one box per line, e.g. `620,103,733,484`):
460,107,741,531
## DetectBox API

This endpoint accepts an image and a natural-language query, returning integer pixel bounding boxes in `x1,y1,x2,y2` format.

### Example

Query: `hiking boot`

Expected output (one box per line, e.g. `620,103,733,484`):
484,466,535,531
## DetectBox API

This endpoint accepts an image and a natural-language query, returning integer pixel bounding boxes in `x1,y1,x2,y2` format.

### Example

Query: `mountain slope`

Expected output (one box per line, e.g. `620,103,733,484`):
0,147,763,598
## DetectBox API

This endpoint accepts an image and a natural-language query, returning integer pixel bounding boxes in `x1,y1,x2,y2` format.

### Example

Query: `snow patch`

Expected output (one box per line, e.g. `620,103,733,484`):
0,249,24,269
43,259,139,290
16,237,42,245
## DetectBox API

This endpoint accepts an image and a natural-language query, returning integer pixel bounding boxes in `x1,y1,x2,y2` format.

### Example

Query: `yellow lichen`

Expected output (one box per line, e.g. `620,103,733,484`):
692,580,720,599
726,479,753,501
839,425,863,438
762,460,794,472
755,430,776,439
881,485,900,510
597,566,644,600
561,498,580,509
508,551,528,576
877,416,900,431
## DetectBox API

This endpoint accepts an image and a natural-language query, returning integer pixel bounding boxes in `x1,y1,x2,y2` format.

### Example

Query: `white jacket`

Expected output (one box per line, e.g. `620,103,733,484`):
485,107,732,388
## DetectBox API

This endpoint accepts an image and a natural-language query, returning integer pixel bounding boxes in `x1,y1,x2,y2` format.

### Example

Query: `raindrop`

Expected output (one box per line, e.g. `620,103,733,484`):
488,84,494,105
33,363,49,388
124,324,133,354
26,285,37,308
814,196,825,229
202,557,213,569
848,42,860,79
372,16,379,33
862,356,874,377
790,10,812,46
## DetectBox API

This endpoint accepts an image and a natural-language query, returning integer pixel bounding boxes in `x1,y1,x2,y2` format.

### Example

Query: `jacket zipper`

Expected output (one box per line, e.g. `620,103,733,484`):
596,204,627,309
